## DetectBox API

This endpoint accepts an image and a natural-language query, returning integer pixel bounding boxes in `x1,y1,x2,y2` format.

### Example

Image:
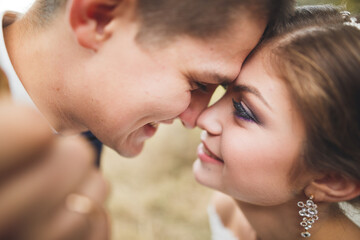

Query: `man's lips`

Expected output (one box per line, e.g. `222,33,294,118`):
143,122,159,138
147,118,175,128
198,142,224,165
143,119,174,138
148,122,159,128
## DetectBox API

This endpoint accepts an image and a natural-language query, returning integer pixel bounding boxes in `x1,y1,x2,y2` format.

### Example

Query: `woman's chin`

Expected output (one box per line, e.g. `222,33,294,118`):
192,159,221,190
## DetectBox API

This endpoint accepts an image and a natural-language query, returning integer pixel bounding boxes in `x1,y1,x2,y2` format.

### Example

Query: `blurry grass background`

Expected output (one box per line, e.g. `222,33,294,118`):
102,121,210,240
100,0,359,239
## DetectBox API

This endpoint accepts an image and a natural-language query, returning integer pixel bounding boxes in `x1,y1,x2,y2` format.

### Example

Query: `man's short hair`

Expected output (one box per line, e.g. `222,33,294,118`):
34,0,295,43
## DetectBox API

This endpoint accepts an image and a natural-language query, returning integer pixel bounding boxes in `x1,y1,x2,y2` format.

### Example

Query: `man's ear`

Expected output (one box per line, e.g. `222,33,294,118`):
304,173,360,203
68,0,131,51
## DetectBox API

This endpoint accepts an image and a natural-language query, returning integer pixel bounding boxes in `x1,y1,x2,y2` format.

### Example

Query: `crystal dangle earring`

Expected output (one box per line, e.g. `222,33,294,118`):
297,195,319,238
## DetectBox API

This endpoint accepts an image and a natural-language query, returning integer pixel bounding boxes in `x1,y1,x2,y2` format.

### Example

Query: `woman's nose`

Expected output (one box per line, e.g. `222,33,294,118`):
196,103,222,135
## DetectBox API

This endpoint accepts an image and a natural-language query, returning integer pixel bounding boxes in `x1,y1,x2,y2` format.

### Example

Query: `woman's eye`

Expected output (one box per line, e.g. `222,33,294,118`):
195,82,208,92
232,99,258,123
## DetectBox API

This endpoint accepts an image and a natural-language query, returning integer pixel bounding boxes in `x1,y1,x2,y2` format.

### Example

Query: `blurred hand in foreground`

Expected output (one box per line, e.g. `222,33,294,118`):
0,100,109,240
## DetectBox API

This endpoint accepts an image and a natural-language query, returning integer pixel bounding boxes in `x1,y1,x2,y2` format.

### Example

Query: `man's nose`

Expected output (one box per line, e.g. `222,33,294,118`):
178,106,201,129
178,89,215,129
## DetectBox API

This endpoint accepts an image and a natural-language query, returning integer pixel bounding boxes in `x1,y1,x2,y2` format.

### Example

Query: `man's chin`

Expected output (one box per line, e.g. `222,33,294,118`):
114,142,145,158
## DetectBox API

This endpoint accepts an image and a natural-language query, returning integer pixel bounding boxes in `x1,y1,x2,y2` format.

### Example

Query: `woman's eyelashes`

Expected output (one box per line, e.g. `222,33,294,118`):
232,98,259,123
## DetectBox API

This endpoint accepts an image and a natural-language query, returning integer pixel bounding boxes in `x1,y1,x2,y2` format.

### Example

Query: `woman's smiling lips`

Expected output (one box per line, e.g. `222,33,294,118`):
197,142,224,165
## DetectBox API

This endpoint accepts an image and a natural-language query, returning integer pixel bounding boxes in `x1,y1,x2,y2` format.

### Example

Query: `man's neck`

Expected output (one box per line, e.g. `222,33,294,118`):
3,13,87,133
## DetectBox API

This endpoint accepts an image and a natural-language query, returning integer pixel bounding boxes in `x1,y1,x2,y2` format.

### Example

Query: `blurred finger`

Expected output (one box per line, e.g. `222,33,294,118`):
0,102,53,175
31,204,90,240
74,170,110,240
33,193,109,240
0,135,95,233
76,169,110,205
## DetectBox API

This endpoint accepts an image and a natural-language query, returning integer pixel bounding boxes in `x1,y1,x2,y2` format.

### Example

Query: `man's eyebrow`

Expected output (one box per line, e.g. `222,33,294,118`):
234,84,272,111
187,71,237,85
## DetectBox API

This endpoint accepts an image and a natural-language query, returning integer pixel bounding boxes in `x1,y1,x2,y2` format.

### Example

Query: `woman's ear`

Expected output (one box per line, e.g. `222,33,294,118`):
304,173,360,203
68,0,134,51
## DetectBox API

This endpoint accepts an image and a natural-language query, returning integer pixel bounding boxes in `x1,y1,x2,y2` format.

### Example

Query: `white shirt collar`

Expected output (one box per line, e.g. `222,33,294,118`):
0,10,35,107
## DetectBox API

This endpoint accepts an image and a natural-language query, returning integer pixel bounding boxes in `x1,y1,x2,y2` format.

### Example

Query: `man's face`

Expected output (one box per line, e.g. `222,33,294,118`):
70,13,267,157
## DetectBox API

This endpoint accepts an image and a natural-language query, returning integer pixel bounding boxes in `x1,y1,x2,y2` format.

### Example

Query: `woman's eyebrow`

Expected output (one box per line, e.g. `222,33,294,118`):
233,84,272,111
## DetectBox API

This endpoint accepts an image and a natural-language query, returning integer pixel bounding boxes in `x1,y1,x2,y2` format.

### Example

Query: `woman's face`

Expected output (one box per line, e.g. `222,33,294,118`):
194,49,309,206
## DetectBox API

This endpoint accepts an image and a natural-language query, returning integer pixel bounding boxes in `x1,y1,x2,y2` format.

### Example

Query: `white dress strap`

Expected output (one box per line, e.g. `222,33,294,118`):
208,205,239,240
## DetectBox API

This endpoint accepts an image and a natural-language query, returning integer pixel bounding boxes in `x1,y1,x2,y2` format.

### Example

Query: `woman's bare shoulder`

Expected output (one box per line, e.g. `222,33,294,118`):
210,192,257,240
